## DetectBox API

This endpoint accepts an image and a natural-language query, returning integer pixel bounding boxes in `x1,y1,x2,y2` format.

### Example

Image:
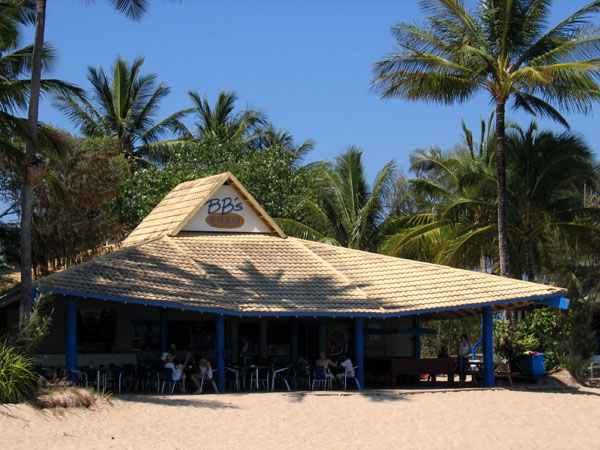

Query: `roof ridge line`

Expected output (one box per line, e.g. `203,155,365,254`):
289,238,386,313
167,237,241,311
168,173,230,237
295,237,563,292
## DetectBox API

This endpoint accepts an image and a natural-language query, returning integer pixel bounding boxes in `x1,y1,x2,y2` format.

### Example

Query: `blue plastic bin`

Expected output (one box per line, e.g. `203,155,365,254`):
520,353,545,377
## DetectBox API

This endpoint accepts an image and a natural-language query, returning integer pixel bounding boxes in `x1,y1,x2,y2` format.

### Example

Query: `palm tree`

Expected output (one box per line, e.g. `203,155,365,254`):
20,0,148,325
278,146,395,252
0,1,75,161
55,56,188,164
185,89,266,149
253,124,314,161
382,137,497,271
506,122,598,280
372,0,600,278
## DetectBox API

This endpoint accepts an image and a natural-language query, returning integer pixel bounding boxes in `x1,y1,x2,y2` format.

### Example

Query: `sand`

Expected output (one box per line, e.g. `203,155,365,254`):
2,385,599,450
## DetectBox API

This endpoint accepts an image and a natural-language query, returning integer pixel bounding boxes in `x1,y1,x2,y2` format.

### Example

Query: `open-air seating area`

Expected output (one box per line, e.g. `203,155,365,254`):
223,363,361,393
33,361,363,394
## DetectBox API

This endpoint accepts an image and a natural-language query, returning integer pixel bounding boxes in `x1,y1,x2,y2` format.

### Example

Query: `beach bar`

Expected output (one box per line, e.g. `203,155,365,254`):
0,172,568,390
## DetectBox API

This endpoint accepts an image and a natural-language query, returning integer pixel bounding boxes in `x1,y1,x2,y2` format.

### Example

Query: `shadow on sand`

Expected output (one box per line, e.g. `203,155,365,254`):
115,394,239,409
281,390,409,403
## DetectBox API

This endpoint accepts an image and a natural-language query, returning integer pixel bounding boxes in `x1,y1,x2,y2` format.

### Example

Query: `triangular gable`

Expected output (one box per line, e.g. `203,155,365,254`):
123,172,285,246
180,184,271,233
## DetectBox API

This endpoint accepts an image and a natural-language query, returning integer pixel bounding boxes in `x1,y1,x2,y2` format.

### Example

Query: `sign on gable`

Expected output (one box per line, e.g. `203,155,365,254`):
182,185,271,233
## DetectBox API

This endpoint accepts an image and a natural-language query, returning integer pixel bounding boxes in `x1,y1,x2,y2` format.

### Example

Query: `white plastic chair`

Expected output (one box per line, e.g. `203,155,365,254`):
590,355,600,378
271,367,291,392
226,367,240,391
250,366,270,391
342,365,361,390
199,369,219,394
66,369,88,388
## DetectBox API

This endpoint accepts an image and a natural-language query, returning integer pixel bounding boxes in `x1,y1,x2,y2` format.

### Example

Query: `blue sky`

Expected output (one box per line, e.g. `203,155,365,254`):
25,0,600,181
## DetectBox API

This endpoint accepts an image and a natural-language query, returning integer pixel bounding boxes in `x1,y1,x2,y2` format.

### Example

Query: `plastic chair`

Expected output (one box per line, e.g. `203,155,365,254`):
342,365,361,390
226,366,240,392
135,365,160,392
65,368,88,387
160,367,184,394
117,365,135,393
250,366,270,391
271,367,291,392
199,369,219,394
292,364,311,390
311,366,331,390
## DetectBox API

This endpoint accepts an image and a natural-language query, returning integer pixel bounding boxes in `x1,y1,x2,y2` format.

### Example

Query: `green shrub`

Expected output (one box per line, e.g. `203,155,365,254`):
0,340,38,403
557,298,596,381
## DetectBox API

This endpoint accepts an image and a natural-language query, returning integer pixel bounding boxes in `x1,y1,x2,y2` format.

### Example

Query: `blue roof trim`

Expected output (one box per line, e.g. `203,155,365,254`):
537,296,569,309
39,288,567,318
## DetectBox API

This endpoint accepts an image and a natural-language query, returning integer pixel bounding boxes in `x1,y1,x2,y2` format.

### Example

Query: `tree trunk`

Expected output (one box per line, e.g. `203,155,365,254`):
19,0,46,327
495,99,516,328
524,234,536,282
479,247,488,273
495,99,510,278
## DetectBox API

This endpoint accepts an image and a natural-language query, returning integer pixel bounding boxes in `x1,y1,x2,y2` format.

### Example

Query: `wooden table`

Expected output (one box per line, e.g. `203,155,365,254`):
391,358,455,386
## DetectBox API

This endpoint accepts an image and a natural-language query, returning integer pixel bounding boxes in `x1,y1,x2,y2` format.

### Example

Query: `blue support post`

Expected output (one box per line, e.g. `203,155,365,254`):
353,317,364,388
482,306,495,387
65,295,78,380
216,314,225,392
412,315,421,358
160,308,168,353
290,317,299,363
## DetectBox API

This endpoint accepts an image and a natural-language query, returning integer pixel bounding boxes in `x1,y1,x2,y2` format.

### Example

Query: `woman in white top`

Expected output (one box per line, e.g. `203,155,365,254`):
164,353,185,388
457,334,472,385
335,354,355,380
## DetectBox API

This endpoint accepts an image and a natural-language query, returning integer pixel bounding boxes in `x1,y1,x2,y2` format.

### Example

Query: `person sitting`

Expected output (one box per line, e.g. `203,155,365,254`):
191,359,213,394
428,347,449,384
335,353,355,387
336,354,354,377
183,351,202,392
315,351,336,384
163,353,185,391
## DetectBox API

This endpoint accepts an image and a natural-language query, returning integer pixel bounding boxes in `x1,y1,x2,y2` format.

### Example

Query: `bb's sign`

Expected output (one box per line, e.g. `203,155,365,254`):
182,184,270,233
205,197,245,229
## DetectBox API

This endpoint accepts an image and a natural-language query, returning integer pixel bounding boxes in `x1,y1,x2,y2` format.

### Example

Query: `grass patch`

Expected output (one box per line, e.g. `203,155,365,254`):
36,386,103,409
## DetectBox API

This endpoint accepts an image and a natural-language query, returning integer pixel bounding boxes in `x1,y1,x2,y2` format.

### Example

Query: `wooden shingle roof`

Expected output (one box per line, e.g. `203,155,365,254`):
26,172,566,318
36,232,564,318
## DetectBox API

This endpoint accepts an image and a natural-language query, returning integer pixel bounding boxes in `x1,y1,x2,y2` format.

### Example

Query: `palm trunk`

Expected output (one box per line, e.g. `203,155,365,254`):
495,99,510,278
19,0,46,327
495,99,516,328
479,247,488,273
524,235,536,282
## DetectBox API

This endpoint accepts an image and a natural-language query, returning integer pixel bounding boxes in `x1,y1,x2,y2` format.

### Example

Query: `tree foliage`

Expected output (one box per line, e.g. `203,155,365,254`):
0,135,129,273
277,147,396,251
372,0,600,278
110,133,312,230
55,56,188,164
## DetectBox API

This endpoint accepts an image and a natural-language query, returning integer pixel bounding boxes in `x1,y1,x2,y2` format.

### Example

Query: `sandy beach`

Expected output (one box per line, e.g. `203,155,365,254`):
1,384,599,450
